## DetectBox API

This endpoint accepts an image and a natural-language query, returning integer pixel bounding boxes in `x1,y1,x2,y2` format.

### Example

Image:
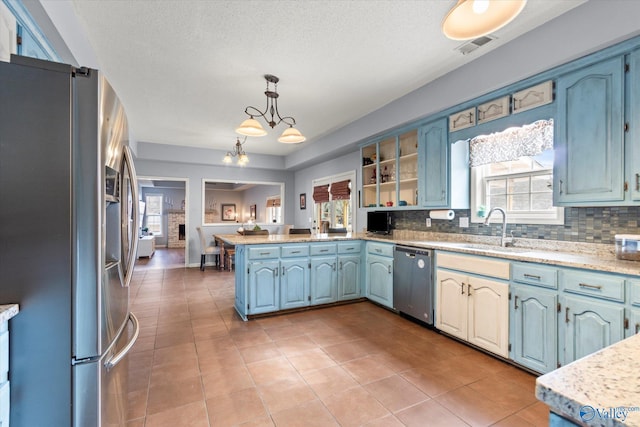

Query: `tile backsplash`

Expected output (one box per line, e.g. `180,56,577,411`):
392,206,640,244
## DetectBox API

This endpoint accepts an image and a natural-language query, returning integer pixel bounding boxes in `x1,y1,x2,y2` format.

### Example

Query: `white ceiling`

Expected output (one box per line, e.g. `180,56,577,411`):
43,0,585,156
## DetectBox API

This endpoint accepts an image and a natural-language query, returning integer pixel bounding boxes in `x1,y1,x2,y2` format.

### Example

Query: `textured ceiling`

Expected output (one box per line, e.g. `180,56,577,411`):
58,0,584,156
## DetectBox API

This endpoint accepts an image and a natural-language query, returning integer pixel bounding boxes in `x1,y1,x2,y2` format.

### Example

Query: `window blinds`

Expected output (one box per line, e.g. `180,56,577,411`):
329,180,351,200
312,184,330,203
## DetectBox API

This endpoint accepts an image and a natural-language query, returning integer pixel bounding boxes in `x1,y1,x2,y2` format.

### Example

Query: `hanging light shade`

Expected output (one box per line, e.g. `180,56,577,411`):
222,137,249,166
278,126,306,144
237,74,306,143
235,117,267,137
442,0,527,40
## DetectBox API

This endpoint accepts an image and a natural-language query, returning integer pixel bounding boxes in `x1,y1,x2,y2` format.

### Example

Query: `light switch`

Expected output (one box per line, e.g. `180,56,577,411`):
426,218,431,227
459,217,469,228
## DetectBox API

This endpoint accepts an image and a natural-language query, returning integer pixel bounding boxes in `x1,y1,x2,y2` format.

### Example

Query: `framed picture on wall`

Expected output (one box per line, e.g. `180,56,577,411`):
300,193,306,210
250,204,256,220
221,204,236,221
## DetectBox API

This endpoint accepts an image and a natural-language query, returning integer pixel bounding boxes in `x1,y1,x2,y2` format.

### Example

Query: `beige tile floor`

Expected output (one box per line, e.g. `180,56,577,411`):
126,267,549,427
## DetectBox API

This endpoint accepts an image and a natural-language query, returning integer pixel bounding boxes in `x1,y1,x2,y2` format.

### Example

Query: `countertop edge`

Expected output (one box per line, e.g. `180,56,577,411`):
0,304,19,323
213,234,640,277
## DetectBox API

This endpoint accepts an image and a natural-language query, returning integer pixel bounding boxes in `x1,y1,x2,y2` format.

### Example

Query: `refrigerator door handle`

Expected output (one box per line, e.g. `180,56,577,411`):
122,146,140,288
105,312,139,371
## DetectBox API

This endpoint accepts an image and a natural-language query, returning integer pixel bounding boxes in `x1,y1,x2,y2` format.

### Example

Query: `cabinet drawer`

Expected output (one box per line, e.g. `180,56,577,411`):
628,281,640,307
310,243,337,256
367,242,393,257
281,245,309,258
511,263,558,289
437,251,509,280
562,270,625,303
248,246,280,260
338,241,362,254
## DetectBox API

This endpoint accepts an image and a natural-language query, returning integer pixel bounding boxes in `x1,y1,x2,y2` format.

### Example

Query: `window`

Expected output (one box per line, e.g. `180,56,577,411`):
266,195,282,223
312,171,356,232
144,194,163,235
470,120,563,225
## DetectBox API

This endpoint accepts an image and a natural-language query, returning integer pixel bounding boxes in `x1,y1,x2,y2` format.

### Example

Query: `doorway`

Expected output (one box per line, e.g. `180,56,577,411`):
136,176,189,269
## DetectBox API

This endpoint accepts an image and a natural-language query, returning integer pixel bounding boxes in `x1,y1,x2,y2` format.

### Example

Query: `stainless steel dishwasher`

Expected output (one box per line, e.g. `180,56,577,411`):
393,245,434,325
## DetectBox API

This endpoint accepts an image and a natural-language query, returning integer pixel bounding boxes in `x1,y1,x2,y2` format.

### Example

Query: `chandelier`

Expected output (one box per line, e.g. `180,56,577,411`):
236,74,306,144
442,0,527,40
223,137,249,166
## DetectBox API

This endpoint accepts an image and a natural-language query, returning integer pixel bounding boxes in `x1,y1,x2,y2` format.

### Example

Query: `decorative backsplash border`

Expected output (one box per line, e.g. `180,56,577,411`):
391,206,640,245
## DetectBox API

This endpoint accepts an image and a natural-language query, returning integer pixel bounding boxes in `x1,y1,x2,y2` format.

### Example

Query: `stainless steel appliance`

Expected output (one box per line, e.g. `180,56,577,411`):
393,246,434,324
0,55,140,426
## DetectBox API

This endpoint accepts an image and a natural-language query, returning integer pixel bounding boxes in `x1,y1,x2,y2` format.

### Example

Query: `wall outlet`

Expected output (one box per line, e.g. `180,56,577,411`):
459,217,469,228
426,218,431,227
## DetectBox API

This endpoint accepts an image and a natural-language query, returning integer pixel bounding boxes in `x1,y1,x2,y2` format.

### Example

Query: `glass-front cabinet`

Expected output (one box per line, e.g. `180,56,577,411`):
361,129,418,208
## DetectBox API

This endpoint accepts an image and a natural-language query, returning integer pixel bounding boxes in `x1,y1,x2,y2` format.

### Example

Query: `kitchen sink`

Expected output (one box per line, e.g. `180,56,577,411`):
456,243,532,254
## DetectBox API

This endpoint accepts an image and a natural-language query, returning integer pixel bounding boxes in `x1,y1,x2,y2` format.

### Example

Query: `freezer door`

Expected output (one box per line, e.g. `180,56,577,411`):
74,313,139,427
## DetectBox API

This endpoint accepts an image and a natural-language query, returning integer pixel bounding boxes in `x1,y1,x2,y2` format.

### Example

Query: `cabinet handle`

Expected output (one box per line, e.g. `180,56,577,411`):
387,265,392,274
461,282,465,295
339,261,343,270
565,307,570,323
559,180,563,195
260,252,271,256
281,266,285,276
376,249,382,253
274,269,278,277
636,173,639,192
578,283,602,290
291,250,301,254
636,323,639,334
467,285,472,296
320,249,329,253
523,274,541,280
333,262,337,271
514,295,519,310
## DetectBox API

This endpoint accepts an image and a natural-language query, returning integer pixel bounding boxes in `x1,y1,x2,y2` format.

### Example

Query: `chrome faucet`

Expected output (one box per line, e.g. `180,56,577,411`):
484,207,513,247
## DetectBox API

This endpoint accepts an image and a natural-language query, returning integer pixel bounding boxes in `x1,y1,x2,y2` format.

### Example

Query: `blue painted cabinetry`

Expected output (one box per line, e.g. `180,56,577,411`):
337,242,362,301
247,259,280,315
560,268,626,365
310,256,337,305
510,262,559,374
420,117,469,209
365,242,394,308
554,56,626,205
628,49,640,201
280,258,310,310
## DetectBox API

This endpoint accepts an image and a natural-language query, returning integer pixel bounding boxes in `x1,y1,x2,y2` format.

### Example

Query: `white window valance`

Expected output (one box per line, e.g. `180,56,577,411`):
469,119,554,167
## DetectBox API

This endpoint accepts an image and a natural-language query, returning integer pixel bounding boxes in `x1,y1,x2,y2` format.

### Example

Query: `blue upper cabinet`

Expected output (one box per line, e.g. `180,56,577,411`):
554,56,626,205
418,118,469,209
628,49,640,202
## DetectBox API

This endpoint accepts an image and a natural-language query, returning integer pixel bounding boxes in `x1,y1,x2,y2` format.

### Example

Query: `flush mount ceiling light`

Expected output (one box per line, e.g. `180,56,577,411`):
236,74,306,144
223,137,249,166
442,0,527,40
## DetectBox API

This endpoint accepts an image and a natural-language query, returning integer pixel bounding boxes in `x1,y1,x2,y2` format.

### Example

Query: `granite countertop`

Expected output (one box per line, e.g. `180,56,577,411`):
536,333,640,426
0,304,19,323
214,231,640,277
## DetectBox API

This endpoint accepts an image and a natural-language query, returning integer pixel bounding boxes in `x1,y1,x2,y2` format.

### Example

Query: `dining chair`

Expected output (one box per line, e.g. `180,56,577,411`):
196,226,220,270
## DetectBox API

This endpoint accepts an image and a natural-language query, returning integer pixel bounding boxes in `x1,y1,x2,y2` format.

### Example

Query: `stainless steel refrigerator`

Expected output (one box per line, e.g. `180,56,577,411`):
0,55,140,426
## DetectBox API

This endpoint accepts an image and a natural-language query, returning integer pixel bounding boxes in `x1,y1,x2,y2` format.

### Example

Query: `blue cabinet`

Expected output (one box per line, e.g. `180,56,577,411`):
561,294,625,364
310,256,337,305
280,258,310,310
337,255,361,301
366,254,393,308
510,284,558,374
554,56,626,205
418,118,469,209
247,260,280,315
628,49,640,201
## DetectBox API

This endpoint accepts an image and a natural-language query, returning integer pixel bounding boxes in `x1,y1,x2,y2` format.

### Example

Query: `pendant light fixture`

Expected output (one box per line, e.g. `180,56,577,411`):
236,74,306,144
223,137,249,166
442,0,527,40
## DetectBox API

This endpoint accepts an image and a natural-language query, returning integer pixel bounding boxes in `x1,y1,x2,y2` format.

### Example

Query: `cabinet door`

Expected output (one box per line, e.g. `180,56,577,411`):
419,118,449,208
435,269,467,340
511,285,558,374
234,246,247,319
248,261,280,315
280,259,310,310
310,256,337,305
337,255,361,301
628,50,640,201
467,276,509,357
366,255,393,308
628,309,640,338
562,295,624,364
554,57,625,205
